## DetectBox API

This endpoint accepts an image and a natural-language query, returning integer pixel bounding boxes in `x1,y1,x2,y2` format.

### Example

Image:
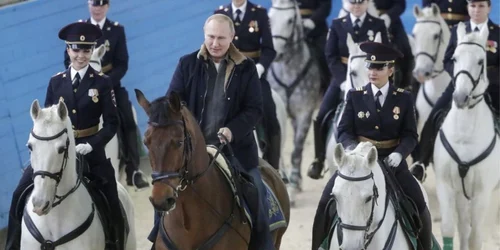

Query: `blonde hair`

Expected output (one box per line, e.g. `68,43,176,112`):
204,14,235,35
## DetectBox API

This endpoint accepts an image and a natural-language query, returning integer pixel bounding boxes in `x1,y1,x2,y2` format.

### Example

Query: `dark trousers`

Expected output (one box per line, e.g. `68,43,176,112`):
317,83,342,123
390,19,415,89
115,87,140,177
261,77,280,137
307,32,330,94
5,149,123,250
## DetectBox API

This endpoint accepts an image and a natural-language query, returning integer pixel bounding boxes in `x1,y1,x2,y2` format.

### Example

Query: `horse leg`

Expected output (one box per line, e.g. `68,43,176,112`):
435,178,456,250
455,192,471,250
469,192,490,250
290,112,313,191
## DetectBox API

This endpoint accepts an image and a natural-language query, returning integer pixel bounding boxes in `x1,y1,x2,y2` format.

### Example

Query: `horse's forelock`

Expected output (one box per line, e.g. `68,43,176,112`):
460,32,485,47
148,96,176,125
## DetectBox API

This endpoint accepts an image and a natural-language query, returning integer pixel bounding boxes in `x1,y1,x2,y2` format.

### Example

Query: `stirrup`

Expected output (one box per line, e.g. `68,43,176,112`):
131,170,149,192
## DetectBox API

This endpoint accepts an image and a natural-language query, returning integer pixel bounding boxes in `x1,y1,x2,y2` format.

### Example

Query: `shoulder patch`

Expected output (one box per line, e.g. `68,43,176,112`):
114,21,119,26
397,88,405,93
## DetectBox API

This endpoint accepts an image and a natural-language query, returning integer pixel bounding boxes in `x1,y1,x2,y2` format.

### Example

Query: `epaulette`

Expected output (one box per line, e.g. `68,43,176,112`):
52,71,64,77
114,21,119,26
78,19,84,22
218,5,223,10
98,72,104,76
397,88,405,93
355,87,364,91
257,4,262,8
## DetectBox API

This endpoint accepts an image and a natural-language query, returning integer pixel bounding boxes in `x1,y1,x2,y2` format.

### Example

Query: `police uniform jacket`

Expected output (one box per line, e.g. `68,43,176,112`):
44,66,118,151
325,14,389,85
64,18,129,89
167,44,263,171
337,83,418,158
214,1,276,71
444,20,500,84
297,0,332,38
423,0,469,28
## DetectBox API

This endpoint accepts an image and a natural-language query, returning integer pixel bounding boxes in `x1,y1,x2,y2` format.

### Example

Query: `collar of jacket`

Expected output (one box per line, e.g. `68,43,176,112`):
197,43,246,65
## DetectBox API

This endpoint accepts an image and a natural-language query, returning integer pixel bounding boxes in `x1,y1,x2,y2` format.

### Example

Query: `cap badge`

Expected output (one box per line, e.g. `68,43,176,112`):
80,35,85,41
371,55,376,61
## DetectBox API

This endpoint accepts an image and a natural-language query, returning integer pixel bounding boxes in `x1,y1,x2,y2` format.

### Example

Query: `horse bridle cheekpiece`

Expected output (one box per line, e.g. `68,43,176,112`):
148,116,194,197
270,2,302,48
452,41,487,108
30,128,75,208
414,20,444,66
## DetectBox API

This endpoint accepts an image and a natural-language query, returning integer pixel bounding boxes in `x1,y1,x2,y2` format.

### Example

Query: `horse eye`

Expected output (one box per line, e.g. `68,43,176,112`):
451,57,456,63
365,196,373,204
411,33,415,38
433,34,439,40
27,143,32,151
177,140,184,148
57,146,66,154
288,18,293,24
478,59,484,66
350,71,357,77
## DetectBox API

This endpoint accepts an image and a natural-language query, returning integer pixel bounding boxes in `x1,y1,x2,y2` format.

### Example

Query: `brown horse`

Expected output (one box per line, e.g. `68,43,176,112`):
135,89,290,250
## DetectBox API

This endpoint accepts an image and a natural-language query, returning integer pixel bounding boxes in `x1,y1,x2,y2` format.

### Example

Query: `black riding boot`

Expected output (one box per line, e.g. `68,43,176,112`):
312,199,336,250
5,214,21,250
418,207,432,250
265,131,281,171
308,119,326,179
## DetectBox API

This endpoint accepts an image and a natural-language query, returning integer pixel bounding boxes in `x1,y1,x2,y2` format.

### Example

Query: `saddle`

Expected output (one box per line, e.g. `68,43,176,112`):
206,146,287,231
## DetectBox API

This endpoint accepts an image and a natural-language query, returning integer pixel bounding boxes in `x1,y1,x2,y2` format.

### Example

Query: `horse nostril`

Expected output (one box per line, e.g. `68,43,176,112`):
424,71,431,77
166,198,176,207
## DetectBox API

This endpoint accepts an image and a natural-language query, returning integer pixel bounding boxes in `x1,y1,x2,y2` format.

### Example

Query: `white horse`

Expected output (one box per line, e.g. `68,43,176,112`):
268,0,323,205
411,4,451,140
433,22,500,250
22,100,136,250
90,44,141,181
325,32,381,176
329,142,429,250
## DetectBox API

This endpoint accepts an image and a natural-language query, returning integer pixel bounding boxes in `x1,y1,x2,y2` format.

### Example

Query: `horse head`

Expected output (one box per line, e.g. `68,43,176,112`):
412,3,451,83
268,0,304,61
452,21,489,109
135,89,203,212
89,44,106,72
28,99,75,216
331,142,380,250
343,32,382,96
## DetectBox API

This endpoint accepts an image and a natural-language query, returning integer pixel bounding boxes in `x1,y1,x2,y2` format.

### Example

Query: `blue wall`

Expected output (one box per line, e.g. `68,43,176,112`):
0,0,498,228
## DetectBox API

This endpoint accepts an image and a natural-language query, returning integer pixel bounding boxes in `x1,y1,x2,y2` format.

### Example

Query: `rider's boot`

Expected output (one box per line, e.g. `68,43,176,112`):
311,198,336,250
266,131,281,171
418,207,433,250
5,214,21,250
307,119,326,179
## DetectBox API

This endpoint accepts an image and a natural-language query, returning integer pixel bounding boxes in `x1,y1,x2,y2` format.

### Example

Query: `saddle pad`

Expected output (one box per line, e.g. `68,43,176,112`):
206,145,287,231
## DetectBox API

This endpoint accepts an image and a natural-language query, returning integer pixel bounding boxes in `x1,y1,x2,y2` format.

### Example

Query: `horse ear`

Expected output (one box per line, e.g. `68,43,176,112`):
346,33,356,53
431,3,440,16
366,146,378,168
30,99,41,121
57,100,68,121
456,22,466,44
167,91,182,113
333,143,346,168
413,4,422,18
134,89,151,116
374,32,382,43
96,44,106,59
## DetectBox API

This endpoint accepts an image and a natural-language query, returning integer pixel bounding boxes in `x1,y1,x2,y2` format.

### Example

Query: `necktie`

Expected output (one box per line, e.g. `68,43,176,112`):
375,90,382,111
73,73,81,93
96,23,100,29
235,9,242,25
354,18,361,33
474,26,479,32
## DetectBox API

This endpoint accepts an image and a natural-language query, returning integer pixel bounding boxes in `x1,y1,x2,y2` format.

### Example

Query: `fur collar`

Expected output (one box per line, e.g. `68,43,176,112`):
197,43,246,65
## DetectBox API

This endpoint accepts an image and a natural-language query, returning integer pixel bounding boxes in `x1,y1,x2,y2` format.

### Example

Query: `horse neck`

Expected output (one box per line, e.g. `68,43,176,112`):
366,163,398,245
424,70,451,99
444,96,495,143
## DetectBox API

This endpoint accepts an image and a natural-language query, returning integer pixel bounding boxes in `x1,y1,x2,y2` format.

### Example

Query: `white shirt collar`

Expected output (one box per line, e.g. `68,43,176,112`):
371,82,390,105
232,1,247,20
350,12,367,26
70,65,89,82
470,19,488,32
90,17,106,29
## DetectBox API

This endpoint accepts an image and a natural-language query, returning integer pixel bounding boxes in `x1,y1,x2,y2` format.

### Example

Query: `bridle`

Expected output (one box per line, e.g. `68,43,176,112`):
30,128,81,208
452,41,487,109
270,1,304,50
148,116,195,198
413,20,445,78
335,170,394,249
348,54,368,90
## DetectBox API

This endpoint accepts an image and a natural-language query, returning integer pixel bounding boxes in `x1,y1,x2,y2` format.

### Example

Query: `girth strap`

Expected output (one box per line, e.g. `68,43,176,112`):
23,204,95,250
439,129,496,199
